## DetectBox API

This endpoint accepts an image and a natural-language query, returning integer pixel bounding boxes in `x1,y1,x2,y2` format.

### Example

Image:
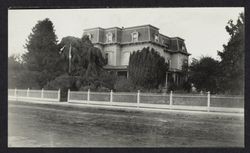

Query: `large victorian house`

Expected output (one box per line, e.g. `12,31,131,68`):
83,24,190,87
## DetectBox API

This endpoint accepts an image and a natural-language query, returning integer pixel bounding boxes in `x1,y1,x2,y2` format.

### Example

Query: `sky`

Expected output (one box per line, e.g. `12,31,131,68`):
8,8,244,60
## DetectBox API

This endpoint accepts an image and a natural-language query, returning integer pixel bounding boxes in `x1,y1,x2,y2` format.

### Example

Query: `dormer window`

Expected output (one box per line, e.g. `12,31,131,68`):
87,33,92,40
162,39,169,48
131,31,139,42
181,45,186,51
154,34,159,42
106,32,113,43
165,44,169,49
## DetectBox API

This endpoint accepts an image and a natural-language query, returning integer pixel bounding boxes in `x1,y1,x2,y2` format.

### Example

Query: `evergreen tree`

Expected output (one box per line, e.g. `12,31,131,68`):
23,18,59,72
128,47,168,89
22,18,61,87
217,13,244,94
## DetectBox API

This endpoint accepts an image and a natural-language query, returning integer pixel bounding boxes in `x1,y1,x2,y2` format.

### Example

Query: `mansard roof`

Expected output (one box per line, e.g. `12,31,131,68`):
83,24,190,56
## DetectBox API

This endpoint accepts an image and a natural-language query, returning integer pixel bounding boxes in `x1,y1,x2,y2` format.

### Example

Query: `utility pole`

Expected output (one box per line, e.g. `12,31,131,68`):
68,43,72,74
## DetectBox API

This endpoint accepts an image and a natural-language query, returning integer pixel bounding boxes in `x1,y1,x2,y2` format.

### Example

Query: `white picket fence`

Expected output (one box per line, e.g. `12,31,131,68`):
8,88,60,102
8,88,244,113
67,89,244,113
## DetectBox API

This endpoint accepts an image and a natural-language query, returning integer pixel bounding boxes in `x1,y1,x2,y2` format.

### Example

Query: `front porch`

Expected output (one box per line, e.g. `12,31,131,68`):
104,65,187,90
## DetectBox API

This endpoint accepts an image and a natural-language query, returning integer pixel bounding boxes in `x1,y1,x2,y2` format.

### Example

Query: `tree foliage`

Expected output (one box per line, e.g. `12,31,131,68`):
58,36,86,75
114,77,134,92
188,13,244,95
23,18,60,72
128,47,168,89
217,12,244,94
58,35,106,78
189,57,220,93
8,55,40,89
10,18,113,92
57,35,111,91
21,18,62,88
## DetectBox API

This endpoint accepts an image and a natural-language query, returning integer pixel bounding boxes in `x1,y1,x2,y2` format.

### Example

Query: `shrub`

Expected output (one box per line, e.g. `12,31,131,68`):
128,47,168,89
44,74,75,101
114,77,134,92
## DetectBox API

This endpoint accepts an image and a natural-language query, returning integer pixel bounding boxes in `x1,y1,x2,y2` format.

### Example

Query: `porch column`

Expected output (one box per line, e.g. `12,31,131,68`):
176,74,179,86
173,73,176,84
165,72,168,88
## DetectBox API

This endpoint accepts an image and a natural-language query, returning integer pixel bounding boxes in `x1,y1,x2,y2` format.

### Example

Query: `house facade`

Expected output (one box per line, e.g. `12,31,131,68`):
83,24,190,87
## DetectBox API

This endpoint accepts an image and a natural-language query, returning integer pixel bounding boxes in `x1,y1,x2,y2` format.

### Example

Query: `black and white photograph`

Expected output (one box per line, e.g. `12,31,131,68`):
8,7,244,147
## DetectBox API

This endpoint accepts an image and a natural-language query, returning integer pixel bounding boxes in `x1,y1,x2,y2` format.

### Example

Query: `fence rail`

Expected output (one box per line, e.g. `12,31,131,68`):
67,89,244,113
8,88,244,113
8,88,60,102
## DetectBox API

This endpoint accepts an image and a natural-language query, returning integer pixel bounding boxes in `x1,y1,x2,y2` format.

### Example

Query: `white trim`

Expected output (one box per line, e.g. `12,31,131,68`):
177,54,180,69
122,50,132,53
176,38,180,51
97,29,99,42
106,32,113,43
115,28,118,42
87,33,92,40
121,25,157,31
154,34,159,42
83,29,99,33
148,26,151,41
131,31,139,42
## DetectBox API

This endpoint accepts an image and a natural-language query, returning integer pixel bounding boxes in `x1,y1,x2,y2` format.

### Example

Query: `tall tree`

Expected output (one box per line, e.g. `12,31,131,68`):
218,13,244,94
22,18,61,87
23,18,60,72
128,47,168,89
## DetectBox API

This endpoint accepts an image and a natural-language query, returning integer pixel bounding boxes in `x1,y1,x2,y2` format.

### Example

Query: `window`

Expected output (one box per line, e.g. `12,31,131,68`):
131,31,138,42
181,45,186,51
106,32,113,43
162,39,169,48
105,53,109,64
154,34,159,42
87,33,92,40
117,71,128,78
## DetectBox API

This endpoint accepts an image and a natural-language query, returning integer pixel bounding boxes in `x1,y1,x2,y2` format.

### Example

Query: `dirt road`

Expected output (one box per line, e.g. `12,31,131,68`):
8,101,244,147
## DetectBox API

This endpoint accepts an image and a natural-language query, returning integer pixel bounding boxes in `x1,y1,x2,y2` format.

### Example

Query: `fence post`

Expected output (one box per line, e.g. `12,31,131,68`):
87,89,90,104
137,90,140,108
207,91,210,112
41,88,44,99
27,88,30,97
170,91,173,108
67,89,70,102
14,88,17,101
58,88,60,102
110,90,113,103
